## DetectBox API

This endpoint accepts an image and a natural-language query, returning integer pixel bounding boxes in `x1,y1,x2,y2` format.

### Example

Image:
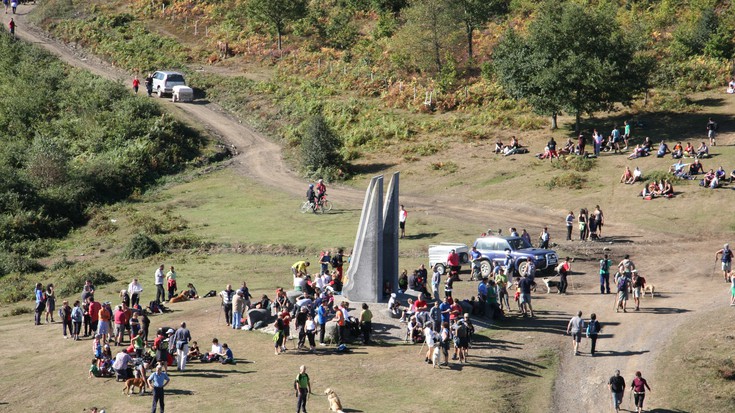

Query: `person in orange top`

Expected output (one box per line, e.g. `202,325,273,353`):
98,302,112,343
334,304,345,344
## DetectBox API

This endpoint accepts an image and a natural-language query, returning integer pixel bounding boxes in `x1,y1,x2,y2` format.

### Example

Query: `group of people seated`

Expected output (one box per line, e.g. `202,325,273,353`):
494,136,527,156
640,179,675,198
189,338,234,364
620,166,643,184
700,167,730,188
657,141,710,159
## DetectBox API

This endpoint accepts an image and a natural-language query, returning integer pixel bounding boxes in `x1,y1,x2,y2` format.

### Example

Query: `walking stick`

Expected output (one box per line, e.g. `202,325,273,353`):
418,338,426,355
712,258,718,278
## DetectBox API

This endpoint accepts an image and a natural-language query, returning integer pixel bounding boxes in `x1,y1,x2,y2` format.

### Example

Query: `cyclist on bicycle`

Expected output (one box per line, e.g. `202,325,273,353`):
315,179,327,203
306,184,317,212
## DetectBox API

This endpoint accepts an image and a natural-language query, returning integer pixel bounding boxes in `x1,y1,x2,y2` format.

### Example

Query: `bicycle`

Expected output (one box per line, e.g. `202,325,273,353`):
299,196,332,214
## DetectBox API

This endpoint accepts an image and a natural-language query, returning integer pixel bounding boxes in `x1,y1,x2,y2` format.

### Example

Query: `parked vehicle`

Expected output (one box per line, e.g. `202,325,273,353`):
472,236,558,277
428,243,470,275
151,71,186,97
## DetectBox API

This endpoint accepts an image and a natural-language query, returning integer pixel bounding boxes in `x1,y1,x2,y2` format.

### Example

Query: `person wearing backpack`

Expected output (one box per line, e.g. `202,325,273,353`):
707,117,718,146
615,273,631,313
34,283,46,326
452,319,469,363
586,313,601,356
71,300,83,341
600,254,613,294
715,243,734,283
61,300,73,339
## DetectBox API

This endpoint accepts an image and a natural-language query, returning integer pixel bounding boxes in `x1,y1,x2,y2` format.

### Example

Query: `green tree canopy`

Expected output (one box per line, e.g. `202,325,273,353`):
493,2,649,131
247,0,308,50
301,113,344,180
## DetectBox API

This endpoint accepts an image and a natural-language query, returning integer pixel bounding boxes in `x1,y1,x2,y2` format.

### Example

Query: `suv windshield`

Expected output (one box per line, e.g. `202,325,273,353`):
509,238,531,250
167,74,185,82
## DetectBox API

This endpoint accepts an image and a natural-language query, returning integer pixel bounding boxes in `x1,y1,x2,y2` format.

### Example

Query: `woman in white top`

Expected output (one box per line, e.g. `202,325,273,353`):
304,315,316,351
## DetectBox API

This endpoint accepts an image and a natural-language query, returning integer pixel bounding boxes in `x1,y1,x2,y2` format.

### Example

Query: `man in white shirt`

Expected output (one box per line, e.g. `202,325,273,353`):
154,265,165,303
127,278,143,307
112,349,132,379
399,205,407,239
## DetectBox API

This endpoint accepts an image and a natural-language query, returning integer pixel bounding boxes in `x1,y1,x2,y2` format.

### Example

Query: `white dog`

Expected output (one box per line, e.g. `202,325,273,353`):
542,277,561,294
432,345,441,368
324,388,344,413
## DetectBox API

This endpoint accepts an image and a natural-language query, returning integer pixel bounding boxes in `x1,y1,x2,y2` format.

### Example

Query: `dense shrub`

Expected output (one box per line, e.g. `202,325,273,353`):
546,172,587,190
56,269,116,298
124,233,161,259
300,113,345,180
552,155,596,172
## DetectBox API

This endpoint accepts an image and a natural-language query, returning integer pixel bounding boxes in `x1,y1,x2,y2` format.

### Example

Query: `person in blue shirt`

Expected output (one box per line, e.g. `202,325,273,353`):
147,364,170,413
438,297,451,324
219,343,234,364
34,283,45,325
316,301,329,345
469,246,482,281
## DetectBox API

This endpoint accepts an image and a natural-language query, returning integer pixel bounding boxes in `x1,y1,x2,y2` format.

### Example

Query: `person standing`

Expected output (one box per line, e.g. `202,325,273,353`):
145,73,153,97
565,211,574,241
631,271,645,311
469,246,482,281
3,0,8,14
600,254,612,294
166,266,177,301
566,311,584,356
220,284,234,327
316,300,328,345
578,209,588,241
359,303,372,345
132,76,140,94
594,205,605,237
399,205,407,239
715,244,733,283
518,274,535,317
446,249,460,275
630,371,652,413
232,291,244,329
34,283,46,325
127,278,143,307
608,370,626,412
615,272,631,313
557,257,571,295
431,266,441,301
148,364,170,413
623,120,631,150
154,264,165,303
539,227,550,249
586,313,601,356
88,297,101,335
61,300,73,339
45,283,56,323
10,0,15,14
707,117,717,146
294,365,312,413
8,17,14,38
173,322,191,371
98,302,111,343
618,255,635,278
730,273,735,306
319,251,331,275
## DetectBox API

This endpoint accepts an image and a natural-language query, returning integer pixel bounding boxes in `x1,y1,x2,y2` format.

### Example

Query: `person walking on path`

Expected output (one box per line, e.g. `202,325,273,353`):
3,0,8,14
630,371,652,413
359,303,372,345
145,73,153,97
148,364,170,413
132,76,140,94
399,205,407,239
608,370,626,412
518,274,535,317
557,257,571,295
730,274,735,306
618,255,635,277
173,322,191,371
565,211,574,241
154,264,165,303
294,365,312,413
566,311,584,356
600,254,612,294
615,272,631,313
586,313,601,356
220,284,234,327
715,244,733,283
631,271,645,311
10,0,16,14
707,117,718,146
8,17,15,38
166,266,177,301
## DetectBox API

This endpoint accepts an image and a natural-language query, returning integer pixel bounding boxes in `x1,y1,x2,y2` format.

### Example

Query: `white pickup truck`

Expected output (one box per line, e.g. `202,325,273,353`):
428,243,470,275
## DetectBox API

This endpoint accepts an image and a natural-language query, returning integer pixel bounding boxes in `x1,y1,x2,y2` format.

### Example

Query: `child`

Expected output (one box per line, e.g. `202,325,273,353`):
88,358,100,378
187,341,201,361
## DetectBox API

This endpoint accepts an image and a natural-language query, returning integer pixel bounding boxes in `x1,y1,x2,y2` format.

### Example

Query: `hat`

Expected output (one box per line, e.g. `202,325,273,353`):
166,328,174,334
391,293,396,298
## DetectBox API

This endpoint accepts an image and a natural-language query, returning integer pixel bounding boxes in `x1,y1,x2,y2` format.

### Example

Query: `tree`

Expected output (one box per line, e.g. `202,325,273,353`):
456,0,505,60
247,0,307,50
392,0,463,74
301,113,344,179
493,2,648,131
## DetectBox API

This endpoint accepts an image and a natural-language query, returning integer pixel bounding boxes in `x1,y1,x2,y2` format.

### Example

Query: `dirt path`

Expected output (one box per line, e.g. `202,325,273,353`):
11,5,730,411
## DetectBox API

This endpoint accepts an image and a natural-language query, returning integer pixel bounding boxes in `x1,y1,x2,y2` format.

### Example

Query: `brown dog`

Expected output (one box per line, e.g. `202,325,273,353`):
122,377,148,396
324,388,344,413
169,290,190,304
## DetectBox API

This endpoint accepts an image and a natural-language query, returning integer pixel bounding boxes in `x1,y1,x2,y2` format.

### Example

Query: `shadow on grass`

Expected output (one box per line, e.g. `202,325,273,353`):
342,409,365,413
350,163,396,175
467,354,546,377
402,232,440,240
167,389,195,395
591,349,650,357
647,409,691,413
638,307,690,314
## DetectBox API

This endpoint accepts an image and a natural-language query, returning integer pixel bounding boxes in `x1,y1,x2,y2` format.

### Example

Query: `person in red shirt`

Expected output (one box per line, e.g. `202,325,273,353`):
449,301,462,322
630,371,652,413
414,297,427,313
132,76,140,94
447,249,461,280
8,18,15,37
88,297,101,337
98,303,112,343
280,310,291,352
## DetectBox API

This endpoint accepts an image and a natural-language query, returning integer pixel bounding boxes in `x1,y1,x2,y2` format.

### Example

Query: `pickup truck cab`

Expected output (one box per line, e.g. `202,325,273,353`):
428,243,469,275
473,236,558,277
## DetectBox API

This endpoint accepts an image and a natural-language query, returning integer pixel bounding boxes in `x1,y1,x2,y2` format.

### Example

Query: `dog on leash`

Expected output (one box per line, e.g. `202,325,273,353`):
432,345,441,368
324,388,344,413
542,277,561,294
122,377,148,396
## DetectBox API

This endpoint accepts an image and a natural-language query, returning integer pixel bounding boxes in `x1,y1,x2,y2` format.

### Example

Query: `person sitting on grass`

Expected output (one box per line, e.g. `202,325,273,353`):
620,166,635,184
186,283,199,299
503,136,520,156
89,358,101,378
661,179,674,197
186,341,201,361
683,142,695,157
493,139,504,154
656,141,670,158
689,158,704,175
627,144,644,159
218,343,234,364
560,138,575,155
671,141,683,159
702,169,718,188
696,141,710,158
715,166,727,181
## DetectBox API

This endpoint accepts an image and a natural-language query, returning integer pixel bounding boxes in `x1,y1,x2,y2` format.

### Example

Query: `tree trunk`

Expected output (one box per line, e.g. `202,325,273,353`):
551,112,558,130
466,22,473,60
575,110,581,134
277,29,282,51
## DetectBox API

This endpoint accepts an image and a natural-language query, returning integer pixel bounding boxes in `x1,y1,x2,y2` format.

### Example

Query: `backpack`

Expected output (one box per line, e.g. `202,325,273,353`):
331,255,340,268
456,322,467,338
600,259,610,274
616,276,627,291
713,122,719,131
71,306,83,322
587,320,600,335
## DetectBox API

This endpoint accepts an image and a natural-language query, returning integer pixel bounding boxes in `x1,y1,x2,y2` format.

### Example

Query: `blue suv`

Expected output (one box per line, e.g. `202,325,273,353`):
473,236,558,277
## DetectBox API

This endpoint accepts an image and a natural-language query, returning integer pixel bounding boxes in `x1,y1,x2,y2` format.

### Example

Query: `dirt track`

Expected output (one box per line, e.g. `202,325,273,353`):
11,5,731,411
